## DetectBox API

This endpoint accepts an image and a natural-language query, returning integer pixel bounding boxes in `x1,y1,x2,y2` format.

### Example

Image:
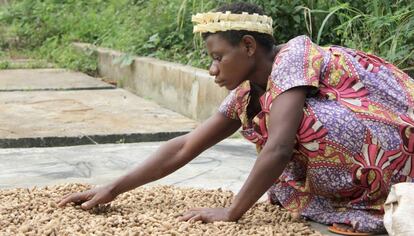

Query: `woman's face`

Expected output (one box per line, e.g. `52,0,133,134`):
205,34,254,90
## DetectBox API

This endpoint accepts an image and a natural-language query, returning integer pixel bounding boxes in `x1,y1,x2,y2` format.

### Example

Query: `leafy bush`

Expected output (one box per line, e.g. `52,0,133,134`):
0,0,413,75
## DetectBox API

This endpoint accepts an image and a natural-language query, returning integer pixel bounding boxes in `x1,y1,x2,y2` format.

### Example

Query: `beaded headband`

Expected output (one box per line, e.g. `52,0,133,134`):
192,11,273,35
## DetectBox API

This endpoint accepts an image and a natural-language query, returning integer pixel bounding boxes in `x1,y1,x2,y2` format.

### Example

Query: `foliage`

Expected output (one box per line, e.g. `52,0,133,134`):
304,0,414,73
0,0,413,75
0,60,9,69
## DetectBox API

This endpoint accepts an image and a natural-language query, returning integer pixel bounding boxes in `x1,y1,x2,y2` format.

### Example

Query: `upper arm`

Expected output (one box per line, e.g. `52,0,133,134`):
180,112,241,158
263,87,307,157
263,36,323,157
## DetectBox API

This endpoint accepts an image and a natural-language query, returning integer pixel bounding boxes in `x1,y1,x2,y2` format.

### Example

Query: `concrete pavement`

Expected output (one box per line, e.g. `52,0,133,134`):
0,68,113,91
0,69,197,148
0,140,255,191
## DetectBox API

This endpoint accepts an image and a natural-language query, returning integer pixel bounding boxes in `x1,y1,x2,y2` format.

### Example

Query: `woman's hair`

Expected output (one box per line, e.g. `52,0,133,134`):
201,2,275,51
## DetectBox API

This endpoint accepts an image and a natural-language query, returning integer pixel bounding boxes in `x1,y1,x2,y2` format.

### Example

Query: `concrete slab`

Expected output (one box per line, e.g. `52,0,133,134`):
0,89,197,147
0,139,255,190
0,139,363,235
0,68,114,91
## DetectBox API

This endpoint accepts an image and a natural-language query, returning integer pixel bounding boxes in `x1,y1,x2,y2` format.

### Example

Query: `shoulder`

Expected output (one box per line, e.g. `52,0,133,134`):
273,35,315,63
288,35,313,45
271,35,314,74
283,35,314,52
268,35,324,96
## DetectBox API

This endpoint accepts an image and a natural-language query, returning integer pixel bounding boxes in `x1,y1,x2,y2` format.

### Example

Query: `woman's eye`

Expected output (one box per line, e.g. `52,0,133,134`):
213,56,222,61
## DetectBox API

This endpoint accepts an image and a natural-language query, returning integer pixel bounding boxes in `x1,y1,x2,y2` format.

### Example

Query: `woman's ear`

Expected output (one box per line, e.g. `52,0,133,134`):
241,35,257,57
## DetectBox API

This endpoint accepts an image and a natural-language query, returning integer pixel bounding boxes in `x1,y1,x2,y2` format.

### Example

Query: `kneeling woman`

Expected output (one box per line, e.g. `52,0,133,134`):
59,2,414,235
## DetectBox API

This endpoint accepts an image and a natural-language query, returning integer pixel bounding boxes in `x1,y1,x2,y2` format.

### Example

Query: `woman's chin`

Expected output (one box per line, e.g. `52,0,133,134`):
224,84,238,90
216,81,237,90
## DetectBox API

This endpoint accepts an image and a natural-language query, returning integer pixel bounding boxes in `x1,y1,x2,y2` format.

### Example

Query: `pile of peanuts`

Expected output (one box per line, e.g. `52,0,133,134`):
0,183,324,235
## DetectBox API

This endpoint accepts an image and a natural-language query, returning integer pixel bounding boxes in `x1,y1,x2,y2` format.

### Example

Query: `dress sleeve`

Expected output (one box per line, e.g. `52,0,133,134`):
218,89,240,120
268,35,325,100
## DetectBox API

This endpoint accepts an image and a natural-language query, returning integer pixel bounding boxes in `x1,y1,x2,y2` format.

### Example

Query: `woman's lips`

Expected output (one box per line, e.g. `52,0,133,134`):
214,78,225,86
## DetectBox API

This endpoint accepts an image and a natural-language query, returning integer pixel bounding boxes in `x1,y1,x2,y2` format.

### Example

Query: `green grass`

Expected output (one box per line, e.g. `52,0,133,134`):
0,0,412,76
0,60,54,69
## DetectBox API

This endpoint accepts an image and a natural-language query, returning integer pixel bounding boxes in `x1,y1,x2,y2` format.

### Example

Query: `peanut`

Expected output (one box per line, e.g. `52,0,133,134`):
0,183,321,235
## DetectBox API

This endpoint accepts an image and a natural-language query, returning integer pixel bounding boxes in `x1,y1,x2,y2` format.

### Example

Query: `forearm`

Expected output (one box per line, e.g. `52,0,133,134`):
108,135,191,196
106,113,241,198
228,146,291,220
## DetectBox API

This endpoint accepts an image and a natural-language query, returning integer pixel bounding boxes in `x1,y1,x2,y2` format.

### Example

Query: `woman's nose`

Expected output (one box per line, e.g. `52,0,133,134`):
209,63,219,76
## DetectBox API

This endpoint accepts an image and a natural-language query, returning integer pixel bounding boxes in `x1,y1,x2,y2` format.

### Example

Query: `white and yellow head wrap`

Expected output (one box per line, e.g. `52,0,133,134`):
192,11,273,35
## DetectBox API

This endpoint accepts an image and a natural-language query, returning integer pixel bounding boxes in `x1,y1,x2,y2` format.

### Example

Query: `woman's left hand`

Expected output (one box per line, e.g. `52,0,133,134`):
178,207,237,223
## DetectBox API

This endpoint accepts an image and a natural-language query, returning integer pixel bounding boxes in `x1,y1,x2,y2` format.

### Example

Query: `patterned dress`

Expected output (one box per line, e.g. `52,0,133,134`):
218,35,414,232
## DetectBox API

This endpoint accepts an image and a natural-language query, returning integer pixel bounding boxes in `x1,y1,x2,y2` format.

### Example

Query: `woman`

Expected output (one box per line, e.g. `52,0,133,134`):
58,2,414,235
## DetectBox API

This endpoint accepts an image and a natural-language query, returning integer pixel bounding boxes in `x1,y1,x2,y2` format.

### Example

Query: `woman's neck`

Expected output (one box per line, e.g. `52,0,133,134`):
249,44,282,90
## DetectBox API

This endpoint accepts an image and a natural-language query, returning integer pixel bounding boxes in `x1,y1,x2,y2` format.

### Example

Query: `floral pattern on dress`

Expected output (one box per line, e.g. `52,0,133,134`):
296,108,328,158
319,48,370,110
350,133,395,206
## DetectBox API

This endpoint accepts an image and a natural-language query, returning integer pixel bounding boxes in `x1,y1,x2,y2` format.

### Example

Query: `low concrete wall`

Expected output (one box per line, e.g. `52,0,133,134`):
73,43,229,121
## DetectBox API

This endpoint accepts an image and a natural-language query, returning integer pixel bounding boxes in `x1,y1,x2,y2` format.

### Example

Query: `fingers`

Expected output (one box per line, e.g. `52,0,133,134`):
58,191,91,208
178,212,194,222
58,191,100,210
57,193,78,207
178,209,206,223
178,212,203,222
188,214,202,222
81,196,100,210
56,193,71,205
188,207,203,212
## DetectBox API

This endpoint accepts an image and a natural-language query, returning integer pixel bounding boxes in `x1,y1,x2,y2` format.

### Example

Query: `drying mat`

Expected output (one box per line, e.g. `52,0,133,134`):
0,183,324,235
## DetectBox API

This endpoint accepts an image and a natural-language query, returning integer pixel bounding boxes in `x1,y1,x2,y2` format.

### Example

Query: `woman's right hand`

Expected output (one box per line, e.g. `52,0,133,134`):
57,185,117,210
